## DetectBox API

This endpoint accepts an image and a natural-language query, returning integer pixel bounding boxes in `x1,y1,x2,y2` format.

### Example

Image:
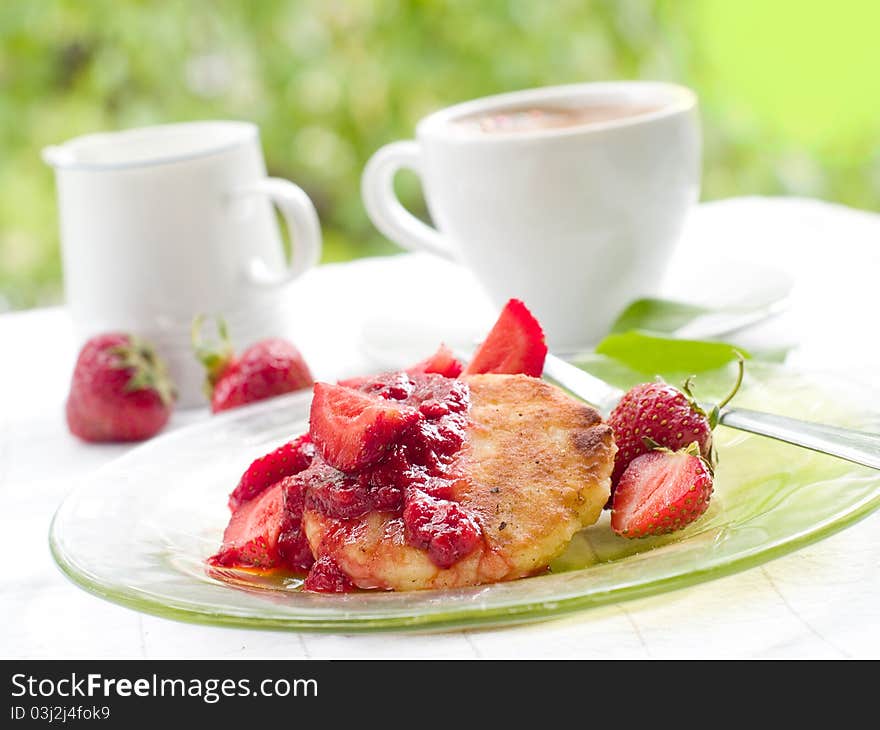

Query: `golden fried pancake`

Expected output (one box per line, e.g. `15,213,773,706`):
303,373,616,591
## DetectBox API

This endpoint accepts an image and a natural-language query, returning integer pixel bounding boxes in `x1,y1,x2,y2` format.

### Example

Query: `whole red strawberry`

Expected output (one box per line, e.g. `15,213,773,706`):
193,317,314,413
66,333,175,442
606,357,743,504
611,443,714,538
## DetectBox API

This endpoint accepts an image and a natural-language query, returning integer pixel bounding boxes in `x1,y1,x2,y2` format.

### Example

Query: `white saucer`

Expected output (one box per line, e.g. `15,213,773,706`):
357,252,793,369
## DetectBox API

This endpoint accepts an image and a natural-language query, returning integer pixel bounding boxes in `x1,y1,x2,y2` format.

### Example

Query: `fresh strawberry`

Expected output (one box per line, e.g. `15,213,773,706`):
66,333,175,443
608,382,713,485
463,298,547,377
193,316,313,413
228,433,316,511
309,382,420,471
407,344,464,378
606,357,744,502
611,443,714,538
208,480,287,569
210,473,315,572
303,555,355,593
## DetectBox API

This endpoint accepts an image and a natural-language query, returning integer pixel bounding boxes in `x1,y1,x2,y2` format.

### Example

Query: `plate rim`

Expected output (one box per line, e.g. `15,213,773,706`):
50,490,880,633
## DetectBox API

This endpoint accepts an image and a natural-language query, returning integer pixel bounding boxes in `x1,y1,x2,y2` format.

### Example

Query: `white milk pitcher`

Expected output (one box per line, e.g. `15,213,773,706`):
43,121,322,407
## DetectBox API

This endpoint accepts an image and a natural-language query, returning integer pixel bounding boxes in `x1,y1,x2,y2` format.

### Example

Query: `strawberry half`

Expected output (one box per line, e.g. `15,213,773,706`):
463,299,547,377
228,433,316,511
407,344,464,379
208,480,287,570
210,474,314,572
611,443,714,538
309,382,420,472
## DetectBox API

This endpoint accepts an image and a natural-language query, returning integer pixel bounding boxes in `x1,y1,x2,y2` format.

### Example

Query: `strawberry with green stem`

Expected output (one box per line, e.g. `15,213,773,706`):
606,355,744,504
193,316,314,413
66,333,176,442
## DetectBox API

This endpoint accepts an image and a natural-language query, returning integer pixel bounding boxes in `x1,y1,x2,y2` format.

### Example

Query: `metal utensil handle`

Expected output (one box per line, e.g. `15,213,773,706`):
501,354,880,472
719,408,880,470
541,354,623,415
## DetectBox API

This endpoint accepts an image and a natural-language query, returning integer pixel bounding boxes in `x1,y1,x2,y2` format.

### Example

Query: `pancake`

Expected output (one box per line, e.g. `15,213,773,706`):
303,373,616,591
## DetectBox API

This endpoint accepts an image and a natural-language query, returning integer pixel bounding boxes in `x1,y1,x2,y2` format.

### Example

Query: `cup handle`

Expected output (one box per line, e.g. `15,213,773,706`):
233,178,322,287
361,141,453,260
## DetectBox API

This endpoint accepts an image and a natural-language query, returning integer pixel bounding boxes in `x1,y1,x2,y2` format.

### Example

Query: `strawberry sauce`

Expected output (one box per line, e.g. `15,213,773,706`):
303,555,356,593
303,372,481,588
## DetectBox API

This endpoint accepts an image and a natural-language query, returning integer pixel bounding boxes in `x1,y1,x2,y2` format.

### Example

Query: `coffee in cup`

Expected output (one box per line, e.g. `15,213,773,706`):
451,103,662,135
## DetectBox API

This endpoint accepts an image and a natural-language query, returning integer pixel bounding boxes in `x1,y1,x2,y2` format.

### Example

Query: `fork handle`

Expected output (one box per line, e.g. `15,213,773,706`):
719,408,880,470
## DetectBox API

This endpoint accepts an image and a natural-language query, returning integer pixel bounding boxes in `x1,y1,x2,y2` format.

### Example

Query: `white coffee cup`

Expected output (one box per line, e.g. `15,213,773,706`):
43,121,321,407
362,81,700,351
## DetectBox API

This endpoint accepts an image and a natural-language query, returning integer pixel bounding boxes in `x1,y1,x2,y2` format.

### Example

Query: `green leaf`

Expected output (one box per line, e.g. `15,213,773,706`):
595,331,750,375
609,298,714,335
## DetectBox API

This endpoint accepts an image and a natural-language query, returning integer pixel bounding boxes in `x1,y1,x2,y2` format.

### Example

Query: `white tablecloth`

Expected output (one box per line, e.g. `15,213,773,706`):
2,196,879,659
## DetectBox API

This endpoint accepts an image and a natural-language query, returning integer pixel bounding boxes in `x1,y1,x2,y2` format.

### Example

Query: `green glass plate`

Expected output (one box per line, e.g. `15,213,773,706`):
49,361,880,632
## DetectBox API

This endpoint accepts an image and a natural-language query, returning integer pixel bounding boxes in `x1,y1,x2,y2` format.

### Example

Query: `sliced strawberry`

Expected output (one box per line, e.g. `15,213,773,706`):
611,445,714,539
228,433,315,511
407,344,464,379
208,481,287,570
309,382,420,472
463,299,547,377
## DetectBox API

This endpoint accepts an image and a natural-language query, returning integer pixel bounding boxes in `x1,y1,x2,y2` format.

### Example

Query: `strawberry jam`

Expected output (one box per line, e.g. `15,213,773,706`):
303,555,355,593
303,371,481,590
402,488,481,568
275,475,315,572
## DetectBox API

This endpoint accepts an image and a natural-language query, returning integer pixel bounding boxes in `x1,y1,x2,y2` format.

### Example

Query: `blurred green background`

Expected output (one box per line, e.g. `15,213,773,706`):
1,0,878,311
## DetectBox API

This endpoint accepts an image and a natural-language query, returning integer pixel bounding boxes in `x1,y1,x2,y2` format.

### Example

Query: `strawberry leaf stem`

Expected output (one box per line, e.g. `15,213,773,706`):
192,315,236,396
681,352,746,430
109,335,176,406
716,352,746,411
